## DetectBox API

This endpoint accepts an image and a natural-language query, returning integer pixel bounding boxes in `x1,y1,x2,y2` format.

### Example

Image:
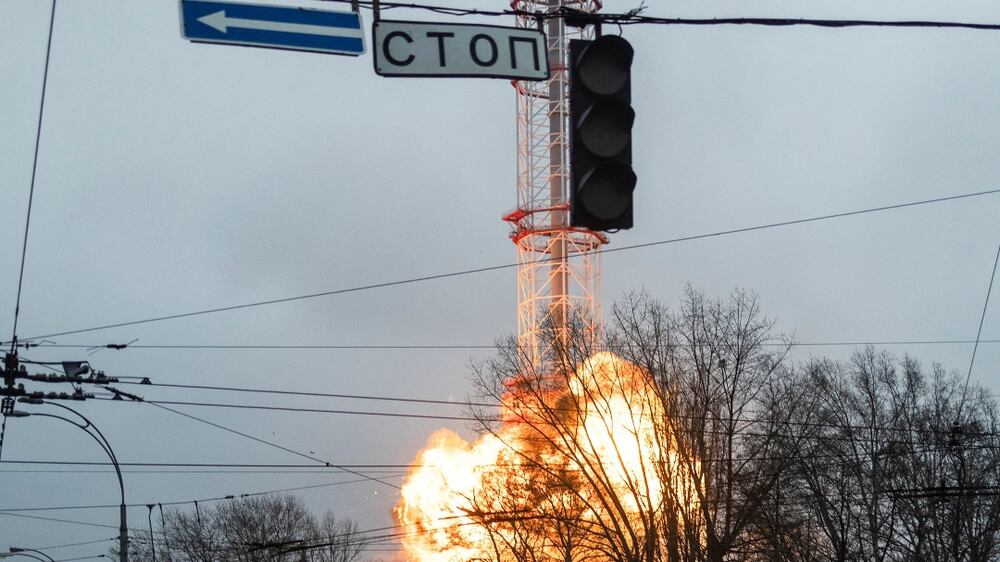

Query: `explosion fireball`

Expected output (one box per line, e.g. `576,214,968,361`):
395,352,689,562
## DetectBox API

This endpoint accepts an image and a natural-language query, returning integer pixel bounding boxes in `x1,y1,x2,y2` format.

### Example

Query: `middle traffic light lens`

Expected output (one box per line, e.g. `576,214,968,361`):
578,99,635,158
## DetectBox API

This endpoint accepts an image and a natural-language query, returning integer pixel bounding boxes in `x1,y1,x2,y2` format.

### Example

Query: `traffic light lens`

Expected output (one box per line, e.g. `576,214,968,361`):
578,99,635,158
576,35,634,96
579,163,636,221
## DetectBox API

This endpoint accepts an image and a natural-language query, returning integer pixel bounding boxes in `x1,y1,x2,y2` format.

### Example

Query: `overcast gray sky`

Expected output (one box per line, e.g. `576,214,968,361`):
1,0,999,555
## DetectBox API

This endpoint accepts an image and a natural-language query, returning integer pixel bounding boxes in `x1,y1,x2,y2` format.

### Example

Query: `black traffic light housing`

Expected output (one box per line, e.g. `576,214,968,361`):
569,35,636,231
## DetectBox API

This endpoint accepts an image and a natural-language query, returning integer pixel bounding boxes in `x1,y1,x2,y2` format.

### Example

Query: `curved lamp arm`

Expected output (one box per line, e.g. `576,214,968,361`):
43,402,120,468
27,412,118,493
5,553,49,562
16,402,128,562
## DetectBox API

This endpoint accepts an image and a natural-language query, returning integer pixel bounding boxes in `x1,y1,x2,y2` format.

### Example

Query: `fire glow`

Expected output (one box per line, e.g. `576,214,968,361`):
395,352,690,562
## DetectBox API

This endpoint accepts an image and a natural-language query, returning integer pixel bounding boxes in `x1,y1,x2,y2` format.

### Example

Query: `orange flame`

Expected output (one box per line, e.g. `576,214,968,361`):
395,352,687,562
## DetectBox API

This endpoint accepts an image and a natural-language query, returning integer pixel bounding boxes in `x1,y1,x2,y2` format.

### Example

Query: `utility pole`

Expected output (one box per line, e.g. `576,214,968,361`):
2,353,19,417
505,0,604,372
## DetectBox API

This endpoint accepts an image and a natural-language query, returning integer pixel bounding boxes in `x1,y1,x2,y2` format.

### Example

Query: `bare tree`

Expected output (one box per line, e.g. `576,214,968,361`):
787,349,1000,562
312,514,362,562
463,287,809,562
118,494,362,562
612,287,821,562
409,286,1000,562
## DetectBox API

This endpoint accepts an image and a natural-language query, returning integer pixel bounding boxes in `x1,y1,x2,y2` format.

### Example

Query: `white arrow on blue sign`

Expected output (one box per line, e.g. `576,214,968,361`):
179,0,365,56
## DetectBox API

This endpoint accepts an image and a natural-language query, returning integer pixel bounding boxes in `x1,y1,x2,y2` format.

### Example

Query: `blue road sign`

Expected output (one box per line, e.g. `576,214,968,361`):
179,0,365,56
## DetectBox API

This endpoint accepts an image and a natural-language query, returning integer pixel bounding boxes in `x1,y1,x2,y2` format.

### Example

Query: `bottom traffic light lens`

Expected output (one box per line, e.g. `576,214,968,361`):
578,162,637,221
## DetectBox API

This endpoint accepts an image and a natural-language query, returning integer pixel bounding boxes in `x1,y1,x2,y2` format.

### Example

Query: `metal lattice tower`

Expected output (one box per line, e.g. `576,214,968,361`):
504,0,604,371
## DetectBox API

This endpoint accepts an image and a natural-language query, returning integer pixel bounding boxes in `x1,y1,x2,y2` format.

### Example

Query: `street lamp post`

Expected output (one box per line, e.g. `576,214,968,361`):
4,553,107,562
6,550,53,562
3,554,46,562
13,400,128,562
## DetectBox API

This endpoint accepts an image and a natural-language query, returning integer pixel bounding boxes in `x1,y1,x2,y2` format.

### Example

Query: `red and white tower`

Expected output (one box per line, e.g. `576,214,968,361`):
504,0,604,370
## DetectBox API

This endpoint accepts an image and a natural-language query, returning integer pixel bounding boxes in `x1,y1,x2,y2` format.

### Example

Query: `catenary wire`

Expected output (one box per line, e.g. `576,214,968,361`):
958,242,1000,419
20,338,1000,351
601,16,1000,30
10,380,1000,478
116,380,494,407
4,459,990,516
4,454,998,537
91,384,1000,440
111,375,1000,422
10,188,999,344
90,396,1000,458
0,468,408,475
0,511,118,529
24,538,117,551
276,479,1000,558
2,436,996,472
94,397,482,421
9,0,56,351
144,400,401,490
11,398,987,486
19,381,1000,471
315,0,1000,32
0,475,406,513
0,460,423,468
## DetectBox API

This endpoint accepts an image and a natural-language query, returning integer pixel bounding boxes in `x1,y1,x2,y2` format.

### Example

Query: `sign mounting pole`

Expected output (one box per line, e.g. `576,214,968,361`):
547,0,568,350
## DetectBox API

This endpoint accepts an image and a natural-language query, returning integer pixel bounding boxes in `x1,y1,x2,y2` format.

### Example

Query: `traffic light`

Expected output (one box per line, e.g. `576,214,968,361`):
569,35,636,231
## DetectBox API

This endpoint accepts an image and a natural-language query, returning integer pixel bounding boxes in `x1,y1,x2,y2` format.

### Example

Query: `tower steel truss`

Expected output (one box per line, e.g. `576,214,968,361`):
504,0,603,371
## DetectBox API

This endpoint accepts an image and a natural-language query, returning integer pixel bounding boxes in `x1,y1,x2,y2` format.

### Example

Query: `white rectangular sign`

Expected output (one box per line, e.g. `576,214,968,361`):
373,20,549,80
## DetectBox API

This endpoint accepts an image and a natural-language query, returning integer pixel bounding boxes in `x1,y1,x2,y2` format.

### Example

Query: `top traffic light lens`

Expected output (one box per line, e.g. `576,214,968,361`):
575,35,635,96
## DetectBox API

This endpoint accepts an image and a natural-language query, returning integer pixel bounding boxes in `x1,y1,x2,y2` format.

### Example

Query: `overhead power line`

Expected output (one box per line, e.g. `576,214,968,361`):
0,475,404,514
95,397,477,422
316,0,1000,32
93,394,1000,447
116,380,492,407
0,460,416,468
958,242,1000,418
3,435,998,472
0,511,119,529
600,16,1000,31
11,188,1000,344
12,389,402,490
20,338,1000,352
25,538,117,551
0,468,408,475
144,401,402,490
9,0,56,351
96,379,1000,439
